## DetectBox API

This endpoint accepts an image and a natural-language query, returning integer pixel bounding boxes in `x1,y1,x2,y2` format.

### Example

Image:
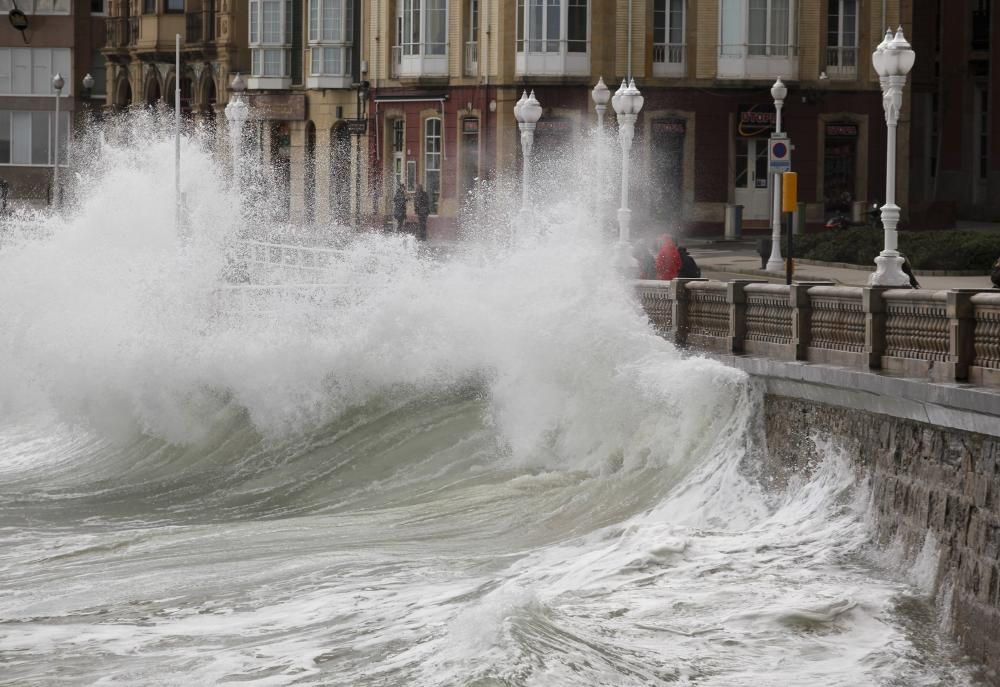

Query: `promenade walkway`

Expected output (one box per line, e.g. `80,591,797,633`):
688,239,996,290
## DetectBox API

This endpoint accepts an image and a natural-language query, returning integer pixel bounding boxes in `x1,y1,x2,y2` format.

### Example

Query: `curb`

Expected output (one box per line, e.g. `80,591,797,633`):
793,257,987,277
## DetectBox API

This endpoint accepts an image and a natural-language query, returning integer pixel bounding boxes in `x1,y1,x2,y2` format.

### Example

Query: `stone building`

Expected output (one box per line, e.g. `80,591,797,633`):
101,1,246,128
910,0,998,224
0,0,106,207
361,0,912,238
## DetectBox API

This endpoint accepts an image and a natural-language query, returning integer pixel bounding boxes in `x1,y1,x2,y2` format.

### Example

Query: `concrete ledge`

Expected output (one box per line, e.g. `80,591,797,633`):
711,353,1000,437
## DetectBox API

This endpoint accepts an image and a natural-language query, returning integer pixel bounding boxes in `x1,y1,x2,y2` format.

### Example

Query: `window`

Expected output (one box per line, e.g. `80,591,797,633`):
249,0,293,80
0,48,72,96
930,92,939,178
515,0,589,74
0,0,69,13
166,0,185,12
88,49,107,97
826,0,857,71
309,0,353,78
144,0,156,13
718,0,798,78
0,110,69,165
91,0,108,13
653,0,685,66
398,0,447,57
465,0,479,73
392,119,405,190
424,118,441,213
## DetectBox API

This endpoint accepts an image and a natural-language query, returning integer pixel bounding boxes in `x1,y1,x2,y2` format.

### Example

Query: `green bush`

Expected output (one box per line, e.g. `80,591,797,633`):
792,229,1000,271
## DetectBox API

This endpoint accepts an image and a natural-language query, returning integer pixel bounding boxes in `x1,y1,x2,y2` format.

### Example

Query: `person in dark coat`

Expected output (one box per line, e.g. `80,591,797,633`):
413,184,431,240
677,246,701,279
991,256,1000,289
0,178,8,214
392,184,407,232
900,255,920,289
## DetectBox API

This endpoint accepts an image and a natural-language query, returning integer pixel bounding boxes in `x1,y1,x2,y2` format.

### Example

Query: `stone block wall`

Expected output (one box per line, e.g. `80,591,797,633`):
764,395,1000,680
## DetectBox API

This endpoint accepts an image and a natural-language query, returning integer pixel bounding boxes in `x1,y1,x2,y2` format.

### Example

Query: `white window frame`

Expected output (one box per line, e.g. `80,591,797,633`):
307,0,353,88
0,110,69,167
248,0,293,89
0,48,72,96
395,0,449,77
424,117,441,214
717,0,798,80
653,0,686,77
515,0,590,76
0,0,69,14
825,0,857,78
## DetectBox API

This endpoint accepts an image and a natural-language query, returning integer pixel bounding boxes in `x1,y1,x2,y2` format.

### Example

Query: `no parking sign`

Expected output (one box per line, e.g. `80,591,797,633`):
768,134,792,173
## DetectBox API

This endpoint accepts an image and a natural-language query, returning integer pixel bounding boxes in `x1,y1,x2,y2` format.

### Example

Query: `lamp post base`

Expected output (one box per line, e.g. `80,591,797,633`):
869,251,910,287
616,240,638,278
765,255,785,273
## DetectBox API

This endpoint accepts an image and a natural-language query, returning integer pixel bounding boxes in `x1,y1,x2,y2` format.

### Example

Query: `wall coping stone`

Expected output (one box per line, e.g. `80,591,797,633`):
710,353,1000,438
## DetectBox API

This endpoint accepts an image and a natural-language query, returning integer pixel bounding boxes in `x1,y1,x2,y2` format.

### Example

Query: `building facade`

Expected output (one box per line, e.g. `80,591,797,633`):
0,0,106,207
363,0,912,238
910,0,998,224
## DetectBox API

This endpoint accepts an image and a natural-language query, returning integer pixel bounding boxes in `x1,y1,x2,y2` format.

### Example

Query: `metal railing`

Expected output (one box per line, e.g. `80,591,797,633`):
391,46,401,79
465,40,478,75
128,16,139,46
719,43,798,58
105,17,132,48
653,43,685,64
825,46,858,78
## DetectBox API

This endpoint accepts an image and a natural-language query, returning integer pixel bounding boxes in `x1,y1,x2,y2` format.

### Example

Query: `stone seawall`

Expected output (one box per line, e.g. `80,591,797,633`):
763,394,1000,681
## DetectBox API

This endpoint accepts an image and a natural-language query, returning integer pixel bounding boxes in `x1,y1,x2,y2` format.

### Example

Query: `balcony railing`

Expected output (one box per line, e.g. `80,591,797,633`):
825,46,858,79
185,7,216,45
465,40,478,76
717,43,799,79
653,43,685,77
394,43,448,78
105,17,131,48
128,16,139,46
391,46,401,79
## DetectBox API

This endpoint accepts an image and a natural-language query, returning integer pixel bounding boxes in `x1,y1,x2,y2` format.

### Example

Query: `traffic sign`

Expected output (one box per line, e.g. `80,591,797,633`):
768,135,791,173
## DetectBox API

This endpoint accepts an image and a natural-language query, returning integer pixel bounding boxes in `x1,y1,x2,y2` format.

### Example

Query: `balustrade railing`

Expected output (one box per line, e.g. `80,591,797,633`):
635,280,1000,387
465,41,478,75
106,17,132,48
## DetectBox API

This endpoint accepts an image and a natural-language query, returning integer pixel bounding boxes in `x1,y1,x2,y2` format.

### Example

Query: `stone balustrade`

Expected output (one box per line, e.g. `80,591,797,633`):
636,279,1000,386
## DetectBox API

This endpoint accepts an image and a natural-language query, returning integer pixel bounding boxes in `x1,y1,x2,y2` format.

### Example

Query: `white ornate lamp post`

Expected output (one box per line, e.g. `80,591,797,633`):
592,77,611,231
513,89,542,221
870,27,916,286
765,77,787,273
612,78,643,266
51,73,64,209
225,73,249,187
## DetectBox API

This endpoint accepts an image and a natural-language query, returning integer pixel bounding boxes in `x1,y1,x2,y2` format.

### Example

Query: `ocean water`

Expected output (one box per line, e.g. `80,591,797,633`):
0,113,984,686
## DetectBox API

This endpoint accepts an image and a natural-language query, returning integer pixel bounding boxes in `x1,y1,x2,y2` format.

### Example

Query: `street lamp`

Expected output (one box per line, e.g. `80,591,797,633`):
224,72,248,186
354,80,370,230
592,77,611,233
870,26,915,287
513,89,542,222
612,78,643,271
765,77,787,273
51,73,64,210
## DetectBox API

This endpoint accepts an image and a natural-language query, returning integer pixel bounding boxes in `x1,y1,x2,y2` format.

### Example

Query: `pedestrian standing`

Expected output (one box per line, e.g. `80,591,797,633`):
655,234,682,281
414,184,431,240
392,184,408,232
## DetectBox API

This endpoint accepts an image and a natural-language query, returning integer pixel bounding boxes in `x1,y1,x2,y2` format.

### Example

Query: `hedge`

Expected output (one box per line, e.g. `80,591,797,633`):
791,228,1000,271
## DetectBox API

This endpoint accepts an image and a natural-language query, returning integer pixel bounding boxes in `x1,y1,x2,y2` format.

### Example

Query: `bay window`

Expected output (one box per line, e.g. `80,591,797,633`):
0,110,69,166
718,0,798,79
395,0,448,77
515,0,589,75
249,0,293,88
826,0,857,77
308,0,353,88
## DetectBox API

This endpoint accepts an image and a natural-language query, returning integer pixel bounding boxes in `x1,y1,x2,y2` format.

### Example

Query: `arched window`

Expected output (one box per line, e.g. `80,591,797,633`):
423,117,441,213
330,123,351,224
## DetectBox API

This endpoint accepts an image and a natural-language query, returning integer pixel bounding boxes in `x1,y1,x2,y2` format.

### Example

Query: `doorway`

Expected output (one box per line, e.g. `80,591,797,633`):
734,138,770,219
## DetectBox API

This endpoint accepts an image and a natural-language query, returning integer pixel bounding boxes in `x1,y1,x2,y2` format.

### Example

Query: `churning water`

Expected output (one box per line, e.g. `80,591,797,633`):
0,113,985,686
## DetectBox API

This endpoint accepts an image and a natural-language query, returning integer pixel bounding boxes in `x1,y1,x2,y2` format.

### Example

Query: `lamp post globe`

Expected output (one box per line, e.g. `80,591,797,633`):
592,76,610,128
82,73,95,92
869,26,915,287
